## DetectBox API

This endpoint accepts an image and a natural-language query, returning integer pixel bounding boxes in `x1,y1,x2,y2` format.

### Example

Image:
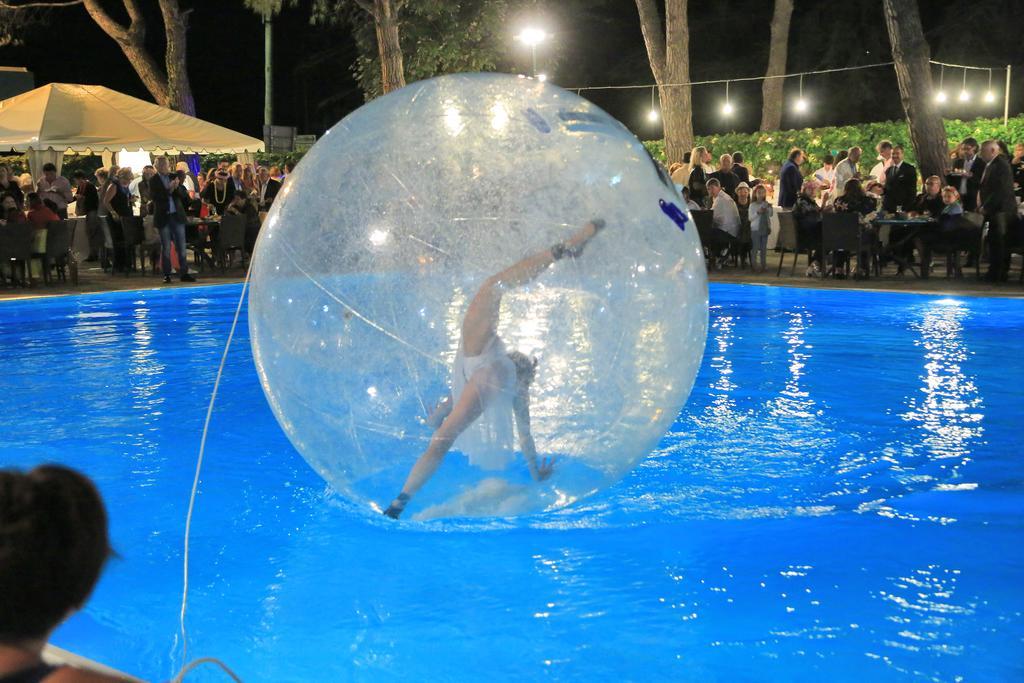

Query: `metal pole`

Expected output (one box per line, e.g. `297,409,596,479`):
1004,64,1011,127
531,45,537,76
264,14,273,131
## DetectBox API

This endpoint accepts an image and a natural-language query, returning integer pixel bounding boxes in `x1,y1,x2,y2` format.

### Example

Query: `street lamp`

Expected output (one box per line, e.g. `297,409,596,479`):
515,26,548,76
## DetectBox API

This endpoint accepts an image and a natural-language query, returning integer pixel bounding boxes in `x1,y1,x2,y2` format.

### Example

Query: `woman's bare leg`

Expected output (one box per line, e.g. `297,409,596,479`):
384,369,503,517
461,220,602,355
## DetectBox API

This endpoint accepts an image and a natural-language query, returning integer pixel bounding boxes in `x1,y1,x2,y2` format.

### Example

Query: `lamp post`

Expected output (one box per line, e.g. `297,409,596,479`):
515,27,548,77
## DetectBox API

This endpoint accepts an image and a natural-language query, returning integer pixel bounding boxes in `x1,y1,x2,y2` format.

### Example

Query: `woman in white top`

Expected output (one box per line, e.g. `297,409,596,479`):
383,219,606,519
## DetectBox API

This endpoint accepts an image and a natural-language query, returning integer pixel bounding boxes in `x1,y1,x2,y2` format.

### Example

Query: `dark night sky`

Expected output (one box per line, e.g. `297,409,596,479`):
1,0,1021,141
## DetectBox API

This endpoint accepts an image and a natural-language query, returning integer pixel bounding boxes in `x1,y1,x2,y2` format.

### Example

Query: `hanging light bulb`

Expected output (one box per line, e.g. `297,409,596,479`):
646,86,660,123
722,81,734,116
793,74,808,113
984,70,996,103
958,68,969,101
536,73,548,83
935,65,947,104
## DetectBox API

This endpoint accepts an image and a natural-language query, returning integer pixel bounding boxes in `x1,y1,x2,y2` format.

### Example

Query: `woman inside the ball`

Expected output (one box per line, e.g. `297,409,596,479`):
383,218,606,519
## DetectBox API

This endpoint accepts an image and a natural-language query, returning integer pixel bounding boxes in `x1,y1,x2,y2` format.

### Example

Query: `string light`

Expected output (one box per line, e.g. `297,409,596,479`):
722,81,734,116
935,65,947,103
793,74,808,113
984,69,996,103
536,73,548,82
958,68,969,102
647,86,659,122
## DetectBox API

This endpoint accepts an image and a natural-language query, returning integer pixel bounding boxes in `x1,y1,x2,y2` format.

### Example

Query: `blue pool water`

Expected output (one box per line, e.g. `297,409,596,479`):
1,283,1023,681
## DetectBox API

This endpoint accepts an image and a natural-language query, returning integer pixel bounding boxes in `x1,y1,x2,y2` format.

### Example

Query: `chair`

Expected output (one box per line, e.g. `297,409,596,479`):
692,209,732,271
120,216,145,275
821,212,861,278
964,211,986,279
0,224,36,286
43,220,72,285
774,211,808,276
216,213,247,271
137,216,162,275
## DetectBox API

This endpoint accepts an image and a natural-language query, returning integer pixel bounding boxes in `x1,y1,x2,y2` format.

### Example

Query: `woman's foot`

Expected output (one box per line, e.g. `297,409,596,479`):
383,492,410,519
554,218,606,260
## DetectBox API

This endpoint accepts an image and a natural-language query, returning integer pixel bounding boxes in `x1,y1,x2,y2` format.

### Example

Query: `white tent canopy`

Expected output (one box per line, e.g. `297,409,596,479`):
0,83,264,175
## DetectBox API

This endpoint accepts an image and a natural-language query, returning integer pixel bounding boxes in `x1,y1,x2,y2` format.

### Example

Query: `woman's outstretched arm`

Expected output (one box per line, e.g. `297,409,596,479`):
513,392,554,482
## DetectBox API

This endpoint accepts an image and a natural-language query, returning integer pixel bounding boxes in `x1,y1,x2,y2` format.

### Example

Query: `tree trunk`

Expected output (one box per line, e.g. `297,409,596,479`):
82,0,170,106
80,0,195,116
883,0,948,179
159,0,196,116
371,0,405,93
636,0,693,164
759,0,793,131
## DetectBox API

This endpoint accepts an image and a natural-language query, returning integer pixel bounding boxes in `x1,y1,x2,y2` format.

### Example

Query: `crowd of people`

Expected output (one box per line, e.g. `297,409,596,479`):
1,158,294,285
667,137,1024,282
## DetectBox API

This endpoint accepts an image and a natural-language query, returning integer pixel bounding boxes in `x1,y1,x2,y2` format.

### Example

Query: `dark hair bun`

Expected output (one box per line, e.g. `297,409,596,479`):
0,466,112,641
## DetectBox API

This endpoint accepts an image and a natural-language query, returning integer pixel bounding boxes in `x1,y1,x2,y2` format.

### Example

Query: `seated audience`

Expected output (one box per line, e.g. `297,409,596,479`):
35,163,73,219
0,465,125,682
833,178,878,277
25,193,58,230
681,186,701,211
793,180,823,274
0,165,24,209
201,170,233,216
708,178,740,240
912,176,945,218
2,195,26,224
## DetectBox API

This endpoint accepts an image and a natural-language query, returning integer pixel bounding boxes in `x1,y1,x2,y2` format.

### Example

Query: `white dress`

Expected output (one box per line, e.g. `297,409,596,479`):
451,335,518,470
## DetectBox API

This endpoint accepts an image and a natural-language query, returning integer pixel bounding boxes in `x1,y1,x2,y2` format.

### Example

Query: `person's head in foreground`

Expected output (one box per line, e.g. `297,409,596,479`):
752,184,768,203
41,163,57,184
800,180,817,199
0,465,121,681
942,186,961,206
924,175,942,197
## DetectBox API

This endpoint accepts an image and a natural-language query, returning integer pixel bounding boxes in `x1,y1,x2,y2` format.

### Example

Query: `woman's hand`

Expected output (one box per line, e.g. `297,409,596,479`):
530,456,556,482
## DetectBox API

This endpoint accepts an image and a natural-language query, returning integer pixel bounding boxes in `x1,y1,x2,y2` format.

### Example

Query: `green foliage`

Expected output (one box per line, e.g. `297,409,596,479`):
316,0,523,101
197,152,305,172
645,115,1024,178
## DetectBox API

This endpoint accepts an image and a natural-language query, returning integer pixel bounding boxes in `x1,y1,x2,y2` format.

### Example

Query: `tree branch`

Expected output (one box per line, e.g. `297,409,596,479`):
0,0,83,8
353,0,373,16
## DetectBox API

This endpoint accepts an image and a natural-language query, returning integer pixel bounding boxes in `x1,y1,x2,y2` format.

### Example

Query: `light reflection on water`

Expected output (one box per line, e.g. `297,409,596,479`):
0,284,1021,681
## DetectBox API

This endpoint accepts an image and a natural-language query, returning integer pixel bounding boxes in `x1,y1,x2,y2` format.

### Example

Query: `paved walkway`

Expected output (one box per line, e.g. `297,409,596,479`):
2,255,1022,301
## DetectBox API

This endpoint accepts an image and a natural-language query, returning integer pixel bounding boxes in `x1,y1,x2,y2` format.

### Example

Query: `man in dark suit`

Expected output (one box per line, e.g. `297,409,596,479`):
945,137,985,211
149,156,195,284
731,151,751,184
256,166,282,210
708,153,740,199
977,139,1017,282
778,148,805,209
882,145,918,213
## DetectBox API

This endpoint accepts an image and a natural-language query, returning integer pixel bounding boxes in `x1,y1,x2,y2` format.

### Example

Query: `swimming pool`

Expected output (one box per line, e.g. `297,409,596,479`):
1,283,1022,681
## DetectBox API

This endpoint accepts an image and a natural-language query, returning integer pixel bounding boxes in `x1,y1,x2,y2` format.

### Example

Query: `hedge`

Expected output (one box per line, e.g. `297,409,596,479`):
5,114,1020,182
0,151,306,178
642,115,1024,178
